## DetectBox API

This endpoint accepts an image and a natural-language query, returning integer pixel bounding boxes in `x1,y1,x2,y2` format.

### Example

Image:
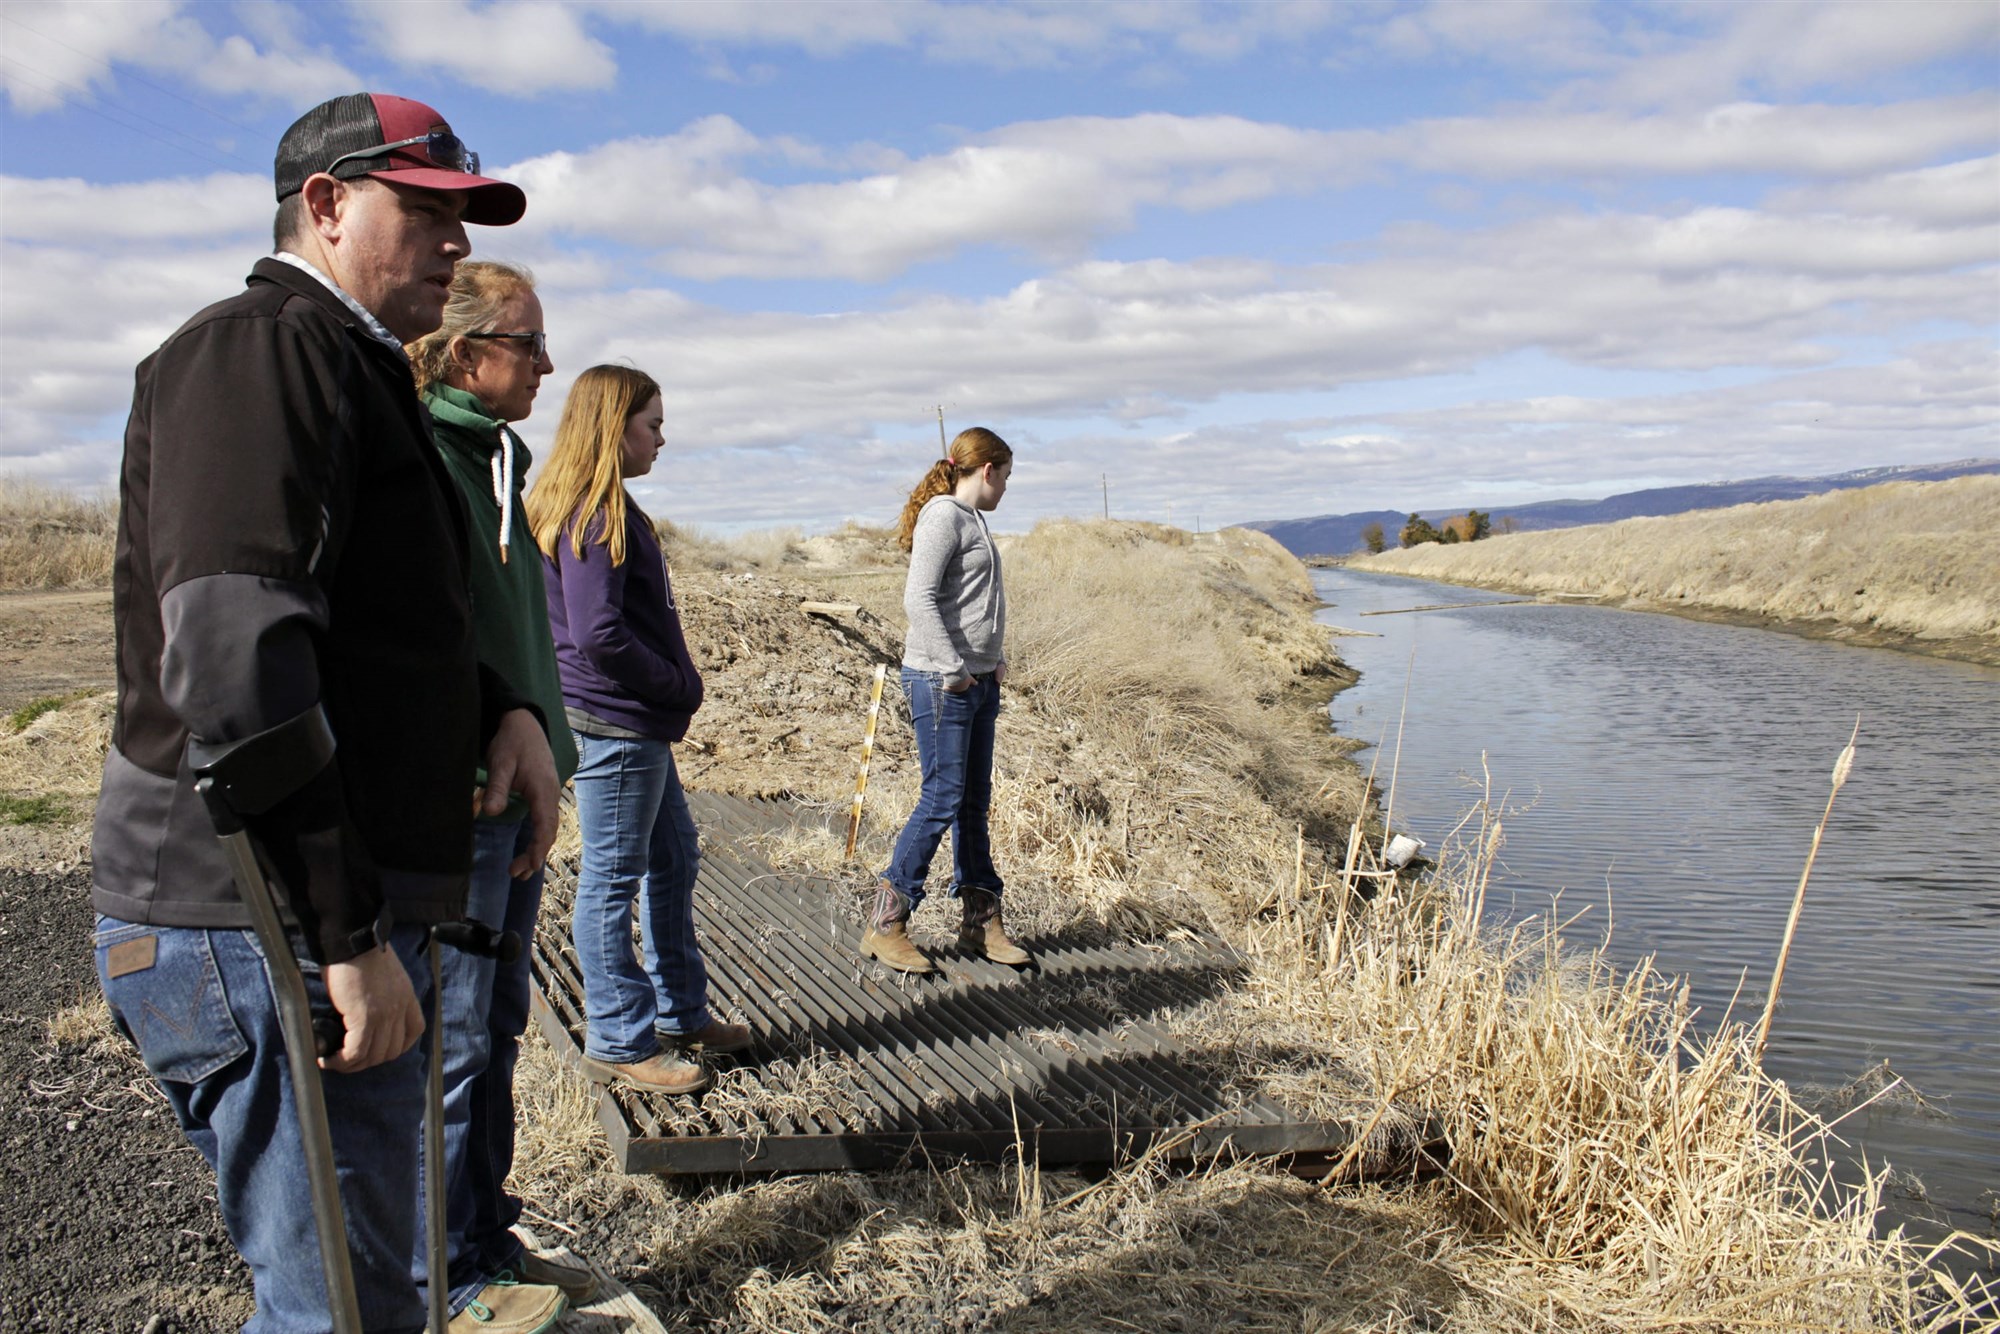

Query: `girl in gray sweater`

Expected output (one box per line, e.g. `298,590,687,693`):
863,428,1032,973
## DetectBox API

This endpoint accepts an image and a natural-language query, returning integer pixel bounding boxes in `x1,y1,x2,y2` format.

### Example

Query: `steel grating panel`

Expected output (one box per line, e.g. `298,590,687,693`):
530,791,1379,1176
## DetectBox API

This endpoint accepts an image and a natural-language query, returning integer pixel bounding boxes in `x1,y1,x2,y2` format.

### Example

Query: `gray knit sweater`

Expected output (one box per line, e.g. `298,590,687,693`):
902,495,1006,684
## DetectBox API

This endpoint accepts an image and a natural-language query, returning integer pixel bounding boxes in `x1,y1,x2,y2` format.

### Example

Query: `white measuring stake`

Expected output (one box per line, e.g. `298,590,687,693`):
844,664,888,859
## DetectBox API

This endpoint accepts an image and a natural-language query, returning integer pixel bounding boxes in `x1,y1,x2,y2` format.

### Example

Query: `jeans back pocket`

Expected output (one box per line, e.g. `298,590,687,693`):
94,920,249,1085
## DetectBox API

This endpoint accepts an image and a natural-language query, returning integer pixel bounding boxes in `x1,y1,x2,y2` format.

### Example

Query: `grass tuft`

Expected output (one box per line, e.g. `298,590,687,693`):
0,793,73,826
8,689,102,734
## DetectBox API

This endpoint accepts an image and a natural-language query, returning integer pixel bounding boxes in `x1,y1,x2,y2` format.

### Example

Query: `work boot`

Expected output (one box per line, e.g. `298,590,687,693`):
448,1276,565,1332
511,1246,596,1304
579,1051,710,1095
960,888,1031,967
859,881,936,974
664,1018,754,1054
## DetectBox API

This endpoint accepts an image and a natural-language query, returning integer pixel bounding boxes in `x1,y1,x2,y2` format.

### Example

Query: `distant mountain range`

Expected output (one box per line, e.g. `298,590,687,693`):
1241,459,2000,557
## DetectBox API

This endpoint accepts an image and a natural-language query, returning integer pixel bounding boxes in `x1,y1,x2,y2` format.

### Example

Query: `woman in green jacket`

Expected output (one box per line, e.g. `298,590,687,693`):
406,261,588,1331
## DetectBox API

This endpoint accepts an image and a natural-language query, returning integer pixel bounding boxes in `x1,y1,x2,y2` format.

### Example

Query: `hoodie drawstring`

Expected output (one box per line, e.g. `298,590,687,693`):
489,430,515,564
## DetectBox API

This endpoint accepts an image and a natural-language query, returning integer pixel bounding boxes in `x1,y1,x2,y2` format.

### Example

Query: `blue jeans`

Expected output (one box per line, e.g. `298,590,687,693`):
414,816,542,1313
571,731,713,1062
95,916,432,1334
882,669,1003,908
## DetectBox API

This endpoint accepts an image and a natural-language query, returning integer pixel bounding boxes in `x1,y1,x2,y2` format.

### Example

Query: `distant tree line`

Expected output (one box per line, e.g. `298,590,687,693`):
1358,510,1509,553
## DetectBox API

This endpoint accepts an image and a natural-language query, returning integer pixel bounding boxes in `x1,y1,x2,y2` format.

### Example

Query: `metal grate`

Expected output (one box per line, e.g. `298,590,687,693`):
531,791,1380,1176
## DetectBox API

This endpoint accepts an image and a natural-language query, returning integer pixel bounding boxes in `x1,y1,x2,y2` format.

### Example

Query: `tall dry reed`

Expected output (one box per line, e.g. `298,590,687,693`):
1200,774,1996,1329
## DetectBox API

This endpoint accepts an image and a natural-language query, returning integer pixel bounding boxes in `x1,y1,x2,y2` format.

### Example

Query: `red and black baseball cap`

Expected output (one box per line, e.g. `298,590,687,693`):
274,93,526,226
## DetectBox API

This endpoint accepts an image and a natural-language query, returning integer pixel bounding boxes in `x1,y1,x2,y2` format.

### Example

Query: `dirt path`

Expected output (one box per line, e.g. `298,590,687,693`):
0,590,115,716
0,868,247,1333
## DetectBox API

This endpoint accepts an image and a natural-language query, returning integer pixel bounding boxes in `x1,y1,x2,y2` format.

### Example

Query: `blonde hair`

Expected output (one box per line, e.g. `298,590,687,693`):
896,426,1012,552
524,364,662,567
404,261,535,397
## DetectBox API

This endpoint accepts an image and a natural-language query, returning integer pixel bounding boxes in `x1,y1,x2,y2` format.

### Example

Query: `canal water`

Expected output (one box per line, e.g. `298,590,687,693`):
1313,567,1999,1256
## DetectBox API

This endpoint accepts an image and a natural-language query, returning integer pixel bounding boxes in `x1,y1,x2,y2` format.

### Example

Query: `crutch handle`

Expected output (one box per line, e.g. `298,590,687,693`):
433,920,522,962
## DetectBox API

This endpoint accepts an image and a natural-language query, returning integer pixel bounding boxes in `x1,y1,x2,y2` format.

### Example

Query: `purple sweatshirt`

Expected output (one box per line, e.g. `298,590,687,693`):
543,500,703,742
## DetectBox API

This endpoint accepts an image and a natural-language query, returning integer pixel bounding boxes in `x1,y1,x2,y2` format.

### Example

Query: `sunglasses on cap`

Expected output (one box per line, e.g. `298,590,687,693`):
466,330,548,360
324,127,480,179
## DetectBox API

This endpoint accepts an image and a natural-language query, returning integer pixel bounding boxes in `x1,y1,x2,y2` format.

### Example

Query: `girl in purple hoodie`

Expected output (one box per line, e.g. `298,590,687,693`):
525,365,747,1095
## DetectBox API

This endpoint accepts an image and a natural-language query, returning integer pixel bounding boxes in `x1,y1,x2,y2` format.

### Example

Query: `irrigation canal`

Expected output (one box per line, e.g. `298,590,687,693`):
1314,566,2000,1257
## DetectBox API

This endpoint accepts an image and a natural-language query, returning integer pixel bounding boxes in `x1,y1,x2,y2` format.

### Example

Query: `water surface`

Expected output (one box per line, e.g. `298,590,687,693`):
1314,567,1999,1252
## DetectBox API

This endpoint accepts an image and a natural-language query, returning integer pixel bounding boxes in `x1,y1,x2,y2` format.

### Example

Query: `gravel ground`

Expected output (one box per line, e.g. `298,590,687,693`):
0,867,248,1334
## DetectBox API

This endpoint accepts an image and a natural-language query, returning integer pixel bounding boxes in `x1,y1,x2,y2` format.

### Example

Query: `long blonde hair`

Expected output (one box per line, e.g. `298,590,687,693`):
524,364,661,566
896,426,1012,552
405,261,534,397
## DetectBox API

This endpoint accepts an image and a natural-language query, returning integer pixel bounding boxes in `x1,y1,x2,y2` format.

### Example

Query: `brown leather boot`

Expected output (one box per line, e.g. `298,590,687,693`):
960,888,1031,966
578,1051,710,1095
860,881,936,974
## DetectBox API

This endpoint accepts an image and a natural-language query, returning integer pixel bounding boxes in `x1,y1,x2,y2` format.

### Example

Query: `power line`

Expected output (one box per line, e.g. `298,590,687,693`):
0,57,256,176
0,9,266,139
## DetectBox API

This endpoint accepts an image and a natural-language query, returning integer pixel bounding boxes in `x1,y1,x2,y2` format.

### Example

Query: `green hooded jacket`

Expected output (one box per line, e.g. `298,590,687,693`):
422,382,579,791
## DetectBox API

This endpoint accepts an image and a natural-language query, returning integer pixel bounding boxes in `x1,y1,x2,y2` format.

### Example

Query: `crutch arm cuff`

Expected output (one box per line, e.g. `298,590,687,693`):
187,705,337,829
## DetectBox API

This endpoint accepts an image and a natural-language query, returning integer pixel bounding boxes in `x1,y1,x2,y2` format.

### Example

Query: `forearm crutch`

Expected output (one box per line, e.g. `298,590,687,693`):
189,708,362,1334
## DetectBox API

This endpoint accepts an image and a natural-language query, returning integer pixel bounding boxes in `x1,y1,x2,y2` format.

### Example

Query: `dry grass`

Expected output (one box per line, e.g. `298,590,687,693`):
513,1013,1477,1331
0,478,116,589
1354,476,2000,645
0,688,113,864
5,499,1990,1328
45,991,116,1050
693,520,1366,949
507,519,1993,1330
1198,792,1997,1329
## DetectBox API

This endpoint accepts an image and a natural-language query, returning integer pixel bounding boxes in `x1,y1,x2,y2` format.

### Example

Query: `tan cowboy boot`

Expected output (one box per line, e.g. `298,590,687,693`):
960,888,1031,966
860,881,936,974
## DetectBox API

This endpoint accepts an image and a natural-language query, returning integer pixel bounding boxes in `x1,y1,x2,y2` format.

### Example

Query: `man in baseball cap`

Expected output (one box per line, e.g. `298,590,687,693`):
93,93,561,1333
274,91,526,225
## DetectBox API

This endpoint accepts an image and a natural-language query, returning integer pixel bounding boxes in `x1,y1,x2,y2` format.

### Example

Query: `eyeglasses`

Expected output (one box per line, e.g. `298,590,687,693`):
324,128,481,179
466,330,548,361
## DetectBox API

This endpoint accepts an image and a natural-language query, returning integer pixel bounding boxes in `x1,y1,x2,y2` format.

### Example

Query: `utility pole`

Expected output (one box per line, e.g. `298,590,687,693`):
936,405,948,455
1101,474,1108,520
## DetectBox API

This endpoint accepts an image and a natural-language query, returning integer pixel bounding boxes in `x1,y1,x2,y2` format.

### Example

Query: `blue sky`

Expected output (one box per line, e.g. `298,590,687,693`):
2,0,1995,531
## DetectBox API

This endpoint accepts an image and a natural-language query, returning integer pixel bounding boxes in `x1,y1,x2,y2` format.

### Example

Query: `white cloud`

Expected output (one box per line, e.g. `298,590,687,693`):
1611,1,2000,108
0,0,357,114
1408,95,1997,178
1,0,189,114
490,199,1995,486
351,0,617,93
7,154,1992,506
1215,340,2000,515
497,101,1998,282
586,0,1359,70
0,173,270,241
708,338,2000,530
1768,155,2000,229
1366,0,1614,72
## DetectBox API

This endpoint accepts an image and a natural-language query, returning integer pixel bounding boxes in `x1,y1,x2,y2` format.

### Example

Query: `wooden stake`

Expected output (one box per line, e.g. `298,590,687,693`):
844,664,889,860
